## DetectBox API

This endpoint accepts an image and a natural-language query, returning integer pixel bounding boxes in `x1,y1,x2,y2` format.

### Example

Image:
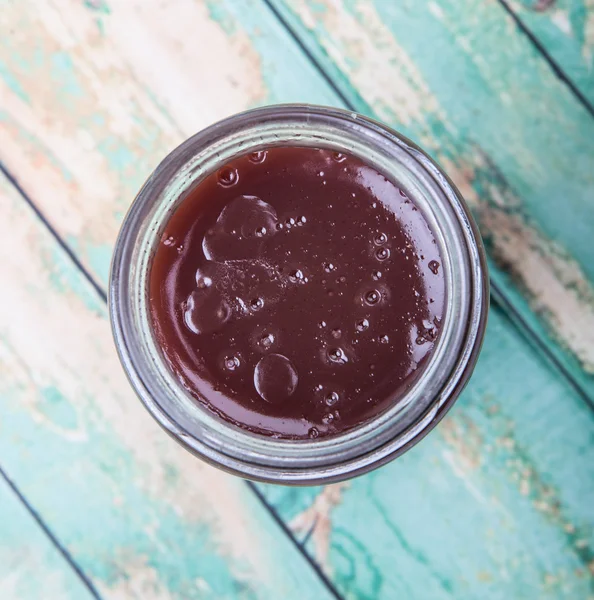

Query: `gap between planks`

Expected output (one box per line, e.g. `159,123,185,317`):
0,464,102,600
496,0,594,118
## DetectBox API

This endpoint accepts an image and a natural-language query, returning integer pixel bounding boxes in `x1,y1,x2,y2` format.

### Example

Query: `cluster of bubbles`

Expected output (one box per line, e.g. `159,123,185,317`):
184,160,443,432
374,231,390,261
414,318,440,346
276,216,307,232
162,234,184,254
215,152,268,190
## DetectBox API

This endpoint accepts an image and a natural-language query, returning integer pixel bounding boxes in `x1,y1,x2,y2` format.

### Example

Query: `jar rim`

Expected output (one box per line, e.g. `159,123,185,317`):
109,104,489,484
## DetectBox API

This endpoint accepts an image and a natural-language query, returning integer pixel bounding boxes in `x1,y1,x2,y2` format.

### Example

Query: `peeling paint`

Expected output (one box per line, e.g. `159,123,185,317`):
290,0,447,146
490,420,594,578
550,10,573,37
508,0,594,103
289,483,349,569
441,156,594,374
97,554,170,600
440,415,483,471
583,0,594,63
532,0,556,12
3,1,594,597
480,207,594,373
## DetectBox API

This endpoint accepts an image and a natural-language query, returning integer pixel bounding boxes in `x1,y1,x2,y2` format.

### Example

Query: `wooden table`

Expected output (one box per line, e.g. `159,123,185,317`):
1,1,593,598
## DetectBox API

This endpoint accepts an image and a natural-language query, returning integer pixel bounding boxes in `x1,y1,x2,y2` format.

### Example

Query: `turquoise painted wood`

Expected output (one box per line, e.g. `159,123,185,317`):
507,0,594,106
0,172,337,600
1,1,594,599
0,0,339,281
0,475,93,600
261,306,594,598
268,0,594,401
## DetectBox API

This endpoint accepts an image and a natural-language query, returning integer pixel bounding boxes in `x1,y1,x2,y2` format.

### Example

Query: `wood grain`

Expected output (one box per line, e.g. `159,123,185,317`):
0,475,94,600
0,0,338,282
0,171,337,599
268,0,594,398
261,305,594,598
505,0,594,106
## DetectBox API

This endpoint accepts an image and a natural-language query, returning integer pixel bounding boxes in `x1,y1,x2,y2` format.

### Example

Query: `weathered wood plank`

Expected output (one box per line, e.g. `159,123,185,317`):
505,0,594,106
0,171,336,599
261,306,594,598
267,0,594,400
0,474,94,600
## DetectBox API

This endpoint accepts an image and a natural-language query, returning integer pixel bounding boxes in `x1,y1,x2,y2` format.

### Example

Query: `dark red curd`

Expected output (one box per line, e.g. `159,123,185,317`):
149,146,445,439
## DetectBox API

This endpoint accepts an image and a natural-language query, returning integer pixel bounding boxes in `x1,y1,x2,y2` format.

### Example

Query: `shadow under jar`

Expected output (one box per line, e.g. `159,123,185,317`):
109,105,488,485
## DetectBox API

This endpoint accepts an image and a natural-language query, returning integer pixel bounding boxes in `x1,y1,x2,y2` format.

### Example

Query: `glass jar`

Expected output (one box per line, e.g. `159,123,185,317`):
109,104,488,485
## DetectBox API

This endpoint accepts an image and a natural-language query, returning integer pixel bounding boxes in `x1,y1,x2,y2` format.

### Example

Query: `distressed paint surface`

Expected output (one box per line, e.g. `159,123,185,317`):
0,0,339,282
0,172,337,599
507,0,594,105
1,1,594,599
262,306,594,598
268,0,594,395
2,0,593,401
0,475,93,600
